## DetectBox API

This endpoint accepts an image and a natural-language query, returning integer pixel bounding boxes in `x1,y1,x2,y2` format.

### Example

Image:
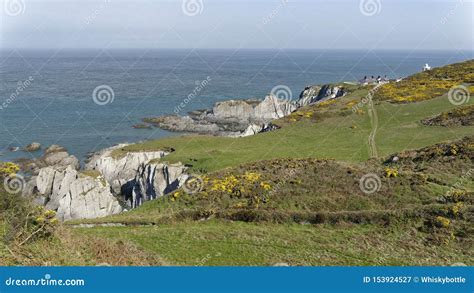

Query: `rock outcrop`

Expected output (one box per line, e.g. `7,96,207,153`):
21,143,187,220
24,142,41,152
85,144,169,194
144,84,348,137
85,144,187,208
16,144,80,175
129,162,188,208
24,166,123,221
240,123,279,137
19,144,118,221
144,95,296,136
22,144,188,221
297,85,345,107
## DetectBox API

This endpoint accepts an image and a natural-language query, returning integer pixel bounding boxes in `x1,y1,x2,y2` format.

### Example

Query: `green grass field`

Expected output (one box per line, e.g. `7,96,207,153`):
74,220,473,266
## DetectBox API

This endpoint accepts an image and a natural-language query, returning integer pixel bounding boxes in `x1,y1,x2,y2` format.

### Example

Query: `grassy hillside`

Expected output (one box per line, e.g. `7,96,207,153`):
69,137,473,265
74,136,473,223
75,220,471,266
113,89,473,173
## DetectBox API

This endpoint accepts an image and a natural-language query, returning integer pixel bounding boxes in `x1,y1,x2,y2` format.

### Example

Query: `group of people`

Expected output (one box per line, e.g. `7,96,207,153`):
358,75,389,85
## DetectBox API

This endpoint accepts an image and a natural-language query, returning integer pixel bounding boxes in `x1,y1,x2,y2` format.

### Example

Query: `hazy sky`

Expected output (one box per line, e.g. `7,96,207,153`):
1,0,472,50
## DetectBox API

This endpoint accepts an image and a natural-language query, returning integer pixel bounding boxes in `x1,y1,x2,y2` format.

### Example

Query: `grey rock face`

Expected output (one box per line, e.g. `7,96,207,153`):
25,166,123,221
297,84,345,107
212,100,255,120
130,162,188,208
43,150,80,170
240,124,265,137
254,95,297,120
146,115,222,134
240,123,279,137
22,143,185,220
85,144,169,195
146,95,296,136
85,145,188,209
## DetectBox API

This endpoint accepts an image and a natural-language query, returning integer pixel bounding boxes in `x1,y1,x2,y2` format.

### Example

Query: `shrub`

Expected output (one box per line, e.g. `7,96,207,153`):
0,162,20,177
384,167,399,178
374,60,474,103
0,163,58,246
435,216,451,228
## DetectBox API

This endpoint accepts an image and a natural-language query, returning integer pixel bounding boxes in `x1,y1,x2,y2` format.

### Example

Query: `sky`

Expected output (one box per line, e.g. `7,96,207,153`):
0,0,472,50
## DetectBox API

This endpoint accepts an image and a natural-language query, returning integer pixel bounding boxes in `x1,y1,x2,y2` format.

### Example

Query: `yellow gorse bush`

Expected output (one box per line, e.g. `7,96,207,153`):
211,174,239,193
444,189,467,203
451,202,464,217
345,100,358,108
0,162,20,177
435,216,451,228
171,191,181,201
374,60,474,103
449,144,458,155
317,99,337,107
384,167,398,178
260,181,271,191
173,171,272,209
242,172,261,183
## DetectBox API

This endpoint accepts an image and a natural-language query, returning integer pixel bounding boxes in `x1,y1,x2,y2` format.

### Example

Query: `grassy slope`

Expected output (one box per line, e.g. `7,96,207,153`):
75,220,471,266
71,138,473,266
113,92,472,173
0,223,166,266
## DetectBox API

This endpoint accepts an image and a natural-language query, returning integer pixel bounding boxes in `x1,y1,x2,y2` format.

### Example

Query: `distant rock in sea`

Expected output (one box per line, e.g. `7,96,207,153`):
24,142,41,152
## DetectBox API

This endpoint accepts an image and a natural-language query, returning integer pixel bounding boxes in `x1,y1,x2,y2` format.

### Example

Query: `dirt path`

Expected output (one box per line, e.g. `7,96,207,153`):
367,84,383,158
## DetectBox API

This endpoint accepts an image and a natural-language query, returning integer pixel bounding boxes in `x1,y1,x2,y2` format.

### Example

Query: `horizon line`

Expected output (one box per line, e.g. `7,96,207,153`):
1,47,473,52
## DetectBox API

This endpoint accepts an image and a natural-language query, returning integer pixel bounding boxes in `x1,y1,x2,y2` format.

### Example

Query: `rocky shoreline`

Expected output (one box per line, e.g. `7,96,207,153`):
16,83,348,221
143,84,346,136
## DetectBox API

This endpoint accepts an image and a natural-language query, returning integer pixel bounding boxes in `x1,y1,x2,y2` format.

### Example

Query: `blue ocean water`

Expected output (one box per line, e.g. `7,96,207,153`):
0,49,472,162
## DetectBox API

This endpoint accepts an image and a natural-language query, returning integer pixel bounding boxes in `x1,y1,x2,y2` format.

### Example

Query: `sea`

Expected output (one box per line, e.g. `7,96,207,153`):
0,49,472,162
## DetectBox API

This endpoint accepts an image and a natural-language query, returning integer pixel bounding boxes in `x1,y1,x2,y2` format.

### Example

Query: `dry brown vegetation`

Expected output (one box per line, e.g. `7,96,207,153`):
422,104,474,127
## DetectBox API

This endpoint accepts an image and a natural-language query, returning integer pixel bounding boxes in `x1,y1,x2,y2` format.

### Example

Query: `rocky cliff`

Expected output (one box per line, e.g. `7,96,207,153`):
297,85,345,107
130,162,188,208
85,144,188,208
144,95,296,136
22,144,188,220
144,84,345,136
24,166,123,221
85,144,169,194
20,146,120,221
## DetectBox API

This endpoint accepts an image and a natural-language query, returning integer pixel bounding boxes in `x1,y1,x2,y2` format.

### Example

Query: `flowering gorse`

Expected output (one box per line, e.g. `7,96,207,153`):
171,171,272,209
